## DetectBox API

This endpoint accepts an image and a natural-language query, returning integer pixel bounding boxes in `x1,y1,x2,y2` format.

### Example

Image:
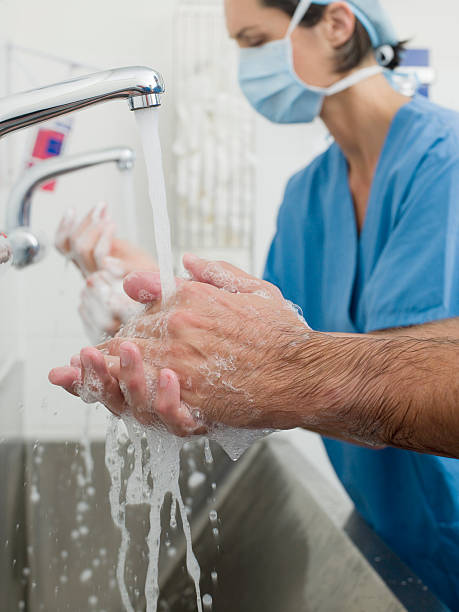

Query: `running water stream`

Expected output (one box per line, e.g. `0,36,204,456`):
104,106,203,612
104,107,269,612
135,108,176,305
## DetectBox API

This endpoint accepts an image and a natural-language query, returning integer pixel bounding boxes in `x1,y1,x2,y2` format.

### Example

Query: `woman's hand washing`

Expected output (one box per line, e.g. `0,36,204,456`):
55,203,157,341
55,203,156,278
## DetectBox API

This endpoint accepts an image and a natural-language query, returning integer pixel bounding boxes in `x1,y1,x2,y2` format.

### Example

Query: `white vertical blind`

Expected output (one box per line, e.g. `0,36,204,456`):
173,0,256,265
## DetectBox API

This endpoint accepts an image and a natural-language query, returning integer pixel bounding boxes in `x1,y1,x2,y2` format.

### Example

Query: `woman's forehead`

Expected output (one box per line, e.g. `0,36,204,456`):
225,0,287,38
225,0,260,34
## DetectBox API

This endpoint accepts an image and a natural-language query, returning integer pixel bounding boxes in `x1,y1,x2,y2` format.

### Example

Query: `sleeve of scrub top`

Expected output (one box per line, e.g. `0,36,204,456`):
263,171,305,293
362,149,459,333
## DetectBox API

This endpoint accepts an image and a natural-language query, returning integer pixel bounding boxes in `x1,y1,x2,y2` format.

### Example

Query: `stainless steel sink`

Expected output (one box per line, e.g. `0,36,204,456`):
0,436,449,611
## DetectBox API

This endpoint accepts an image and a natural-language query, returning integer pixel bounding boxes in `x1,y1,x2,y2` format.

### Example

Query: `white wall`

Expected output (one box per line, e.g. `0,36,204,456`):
0,0,180,440
0,0,458,487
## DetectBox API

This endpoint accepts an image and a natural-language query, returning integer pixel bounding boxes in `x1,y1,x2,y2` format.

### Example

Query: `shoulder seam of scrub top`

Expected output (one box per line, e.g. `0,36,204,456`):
402,95,459,139
284,142,337,191
285,96,458,209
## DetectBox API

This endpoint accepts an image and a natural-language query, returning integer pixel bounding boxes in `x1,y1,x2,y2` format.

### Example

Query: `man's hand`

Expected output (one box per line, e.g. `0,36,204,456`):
49,255,312,436
49,255,459,457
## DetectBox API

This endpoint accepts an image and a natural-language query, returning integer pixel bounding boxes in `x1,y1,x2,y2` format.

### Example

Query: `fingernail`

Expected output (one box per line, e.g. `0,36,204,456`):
120,345,132,368
159,370,169,389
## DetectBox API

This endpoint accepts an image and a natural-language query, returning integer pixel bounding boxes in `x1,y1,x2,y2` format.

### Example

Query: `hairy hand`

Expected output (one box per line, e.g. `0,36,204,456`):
50,255,311,436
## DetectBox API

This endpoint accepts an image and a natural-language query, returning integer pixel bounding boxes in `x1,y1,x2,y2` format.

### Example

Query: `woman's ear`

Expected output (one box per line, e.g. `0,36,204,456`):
321,2,356,48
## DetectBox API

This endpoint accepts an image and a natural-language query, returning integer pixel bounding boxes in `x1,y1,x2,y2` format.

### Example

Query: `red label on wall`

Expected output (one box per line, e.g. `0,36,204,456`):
25,119,73,192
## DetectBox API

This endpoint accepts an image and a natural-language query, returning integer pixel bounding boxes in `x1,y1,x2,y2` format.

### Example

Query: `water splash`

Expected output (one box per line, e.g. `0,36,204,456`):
106,417,203,612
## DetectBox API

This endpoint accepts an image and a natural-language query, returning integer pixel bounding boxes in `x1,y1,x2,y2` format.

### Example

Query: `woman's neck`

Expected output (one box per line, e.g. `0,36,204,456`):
320,73,410,179
320,72,410,231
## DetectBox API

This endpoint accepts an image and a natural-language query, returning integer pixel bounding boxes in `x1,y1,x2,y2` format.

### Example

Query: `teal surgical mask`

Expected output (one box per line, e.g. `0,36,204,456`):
238,0,383,124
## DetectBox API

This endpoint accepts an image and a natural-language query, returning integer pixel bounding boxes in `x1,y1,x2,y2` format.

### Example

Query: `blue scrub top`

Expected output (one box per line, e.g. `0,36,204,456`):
264,95,459,610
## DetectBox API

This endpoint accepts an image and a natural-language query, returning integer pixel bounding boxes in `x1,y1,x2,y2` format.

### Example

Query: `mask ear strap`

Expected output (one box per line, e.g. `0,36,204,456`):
286,0,312,38
326,65,383,95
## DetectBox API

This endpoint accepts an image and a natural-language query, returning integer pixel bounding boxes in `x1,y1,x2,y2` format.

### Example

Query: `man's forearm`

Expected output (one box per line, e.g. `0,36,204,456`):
296,332,459,458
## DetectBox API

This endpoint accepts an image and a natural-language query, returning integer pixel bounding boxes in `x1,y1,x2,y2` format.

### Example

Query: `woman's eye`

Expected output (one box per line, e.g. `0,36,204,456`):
248,38,266,47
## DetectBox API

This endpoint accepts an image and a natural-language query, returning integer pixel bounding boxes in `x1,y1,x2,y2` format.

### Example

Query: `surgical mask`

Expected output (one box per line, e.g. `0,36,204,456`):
238,0,383,124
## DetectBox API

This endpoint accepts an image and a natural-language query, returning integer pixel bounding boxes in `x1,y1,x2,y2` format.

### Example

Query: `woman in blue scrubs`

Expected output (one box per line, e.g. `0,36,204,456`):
233,0,459,607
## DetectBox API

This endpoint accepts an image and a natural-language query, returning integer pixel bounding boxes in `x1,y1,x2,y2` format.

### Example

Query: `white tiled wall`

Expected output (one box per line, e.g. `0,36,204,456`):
0,0,180,440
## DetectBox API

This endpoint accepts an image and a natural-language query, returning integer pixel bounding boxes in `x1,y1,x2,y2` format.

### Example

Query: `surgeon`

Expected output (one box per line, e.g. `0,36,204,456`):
50,0,459,606
238,0,459,606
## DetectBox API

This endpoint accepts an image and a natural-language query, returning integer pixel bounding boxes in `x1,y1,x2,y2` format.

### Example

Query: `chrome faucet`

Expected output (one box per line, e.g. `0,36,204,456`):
0,66,165,137
0,65,165,268
6,147,135,268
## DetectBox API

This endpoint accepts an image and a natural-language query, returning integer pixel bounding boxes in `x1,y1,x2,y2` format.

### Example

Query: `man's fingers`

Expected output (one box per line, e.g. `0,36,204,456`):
72,352,121,378
123,271,163,303
70,354,82,368
80,347,125,415
183,253,266,295
97,337,156,359
123,270,186,304
155,369,206,437
118,342,149,423
48,366,82,397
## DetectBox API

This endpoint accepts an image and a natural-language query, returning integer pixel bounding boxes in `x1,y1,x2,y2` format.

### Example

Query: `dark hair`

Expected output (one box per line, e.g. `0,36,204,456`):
261,0,405,72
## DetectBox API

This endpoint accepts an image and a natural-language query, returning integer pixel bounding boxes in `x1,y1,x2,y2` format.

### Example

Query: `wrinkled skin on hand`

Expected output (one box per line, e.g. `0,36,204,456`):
49,255,311,436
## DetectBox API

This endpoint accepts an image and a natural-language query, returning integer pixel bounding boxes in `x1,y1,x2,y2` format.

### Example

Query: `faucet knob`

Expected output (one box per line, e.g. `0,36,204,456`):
8,228,44,268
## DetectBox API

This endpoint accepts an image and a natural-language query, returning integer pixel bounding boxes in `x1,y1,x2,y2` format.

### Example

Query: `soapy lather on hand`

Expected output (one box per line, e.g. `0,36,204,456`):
55,203,156,342
49,254,459,458
49,254,310,436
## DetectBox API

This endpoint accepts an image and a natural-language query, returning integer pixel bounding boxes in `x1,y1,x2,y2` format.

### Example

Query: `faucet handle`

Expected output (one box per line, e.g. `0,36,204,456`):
7,228,45,268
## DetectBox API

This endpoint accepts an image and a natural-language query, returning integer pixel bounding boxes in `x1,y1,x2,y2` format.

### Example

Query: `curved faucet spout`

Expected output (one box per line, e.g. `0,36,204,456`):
6,146,135,268
6,147,135,232
0,66,165,138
